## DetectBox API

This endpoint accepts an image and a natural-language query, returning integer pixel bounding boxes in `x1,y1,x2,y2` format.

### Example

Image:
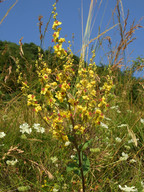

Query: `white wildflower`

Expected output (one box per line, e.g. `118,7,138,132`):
20,123,32,134
53,188,59,192
117,109,121,113
127,110,132,113
0,132,6,138
115,137,122,143
33,123,40,129
140,118,144,124
104,117,111,121
33,123,45,133
6,159,18,166
73,148,77,152
110,105,119,109
119,152,129,161
119,185,138,192
141,181,144,188
64,141,71,146
118,124,128,128
100,122,108,129
129,159,136,163
50,156,58,163
70,155,75,159
128,138,139,144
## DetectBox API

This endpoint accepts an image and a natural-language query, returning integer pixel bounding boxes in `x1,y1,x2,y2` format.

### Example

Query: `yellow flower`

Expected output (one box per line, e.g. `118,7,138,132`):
82,95,89,101
28,94,36,101
74,125,79,130
80,126,85,134
53,32,59,40
50,82,57,87
34,105,42,113
58,38,65,43
55,91,64,102
52,20,62,29
62,134,68,141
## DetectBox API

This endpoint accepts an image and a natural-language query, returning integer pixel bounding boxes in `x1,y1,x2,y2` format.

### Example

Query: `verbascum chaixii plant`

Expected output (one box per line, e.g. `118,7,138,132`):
16,2,114,191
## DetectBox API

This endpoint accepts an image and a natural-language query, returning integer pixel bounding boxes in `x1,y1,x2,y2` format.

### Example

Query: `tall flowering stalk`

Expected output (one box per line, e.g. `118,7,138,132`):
17,2,114,191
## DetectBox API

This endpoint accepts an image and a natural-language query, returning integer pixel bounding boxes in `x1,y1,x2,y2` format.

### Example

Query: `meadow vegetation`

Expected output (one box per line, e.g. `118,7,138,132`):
0,0,144,192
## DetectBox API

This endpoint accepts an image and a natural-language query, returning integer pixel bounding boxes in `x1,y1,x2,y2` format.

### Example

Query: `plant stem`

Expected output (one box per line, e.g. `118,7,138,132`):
77,149,85,192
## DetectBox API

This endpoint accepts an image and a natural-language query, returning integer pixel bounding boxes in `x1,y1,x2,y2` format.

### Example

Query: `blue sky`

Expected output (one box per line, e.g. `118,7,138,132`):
0,0,144,77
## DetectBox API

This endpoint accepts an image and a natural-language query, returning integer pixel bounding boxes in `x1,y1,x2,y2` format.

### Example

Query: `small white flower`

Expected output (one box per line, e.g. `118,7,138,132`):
119,185,138,192
119,152,129,161
127,110,132,113
117,109,121,113
33,123,41,129
50,156,58,163
128,138,139,144
140,118,144,124
73,148,77,152
6,159,18,166
118,124,128,128
141,181,144,188
20,123,32,134
0,132,6,138
115,137,122,143
70,155,75,159
104,117,111,121
110,105,119,109
64,141,71,146
129,159,136,163
100,122,108,129
33,123,45,133
53,188,59,192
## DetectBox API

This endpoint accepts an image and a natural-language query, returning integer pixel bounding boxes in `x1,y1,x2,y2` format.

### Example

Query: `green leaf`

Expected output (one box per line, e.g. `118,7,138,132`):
67,162,80,176
79,139,93,151
82,154,90,175
68,135,75,142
